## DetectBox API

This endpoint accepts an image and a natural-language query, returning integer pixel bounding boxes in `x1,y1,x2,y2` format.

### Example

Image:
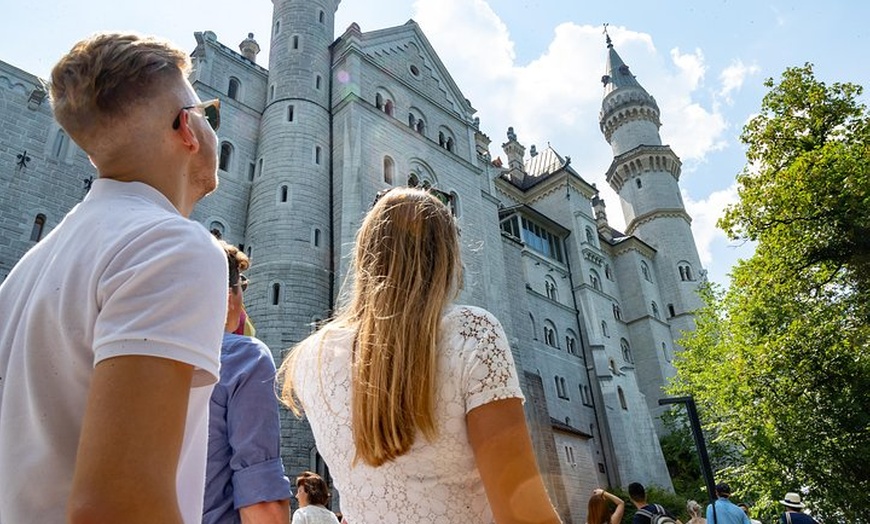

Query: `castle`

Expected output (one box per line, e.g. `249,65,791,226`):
0,1,705,521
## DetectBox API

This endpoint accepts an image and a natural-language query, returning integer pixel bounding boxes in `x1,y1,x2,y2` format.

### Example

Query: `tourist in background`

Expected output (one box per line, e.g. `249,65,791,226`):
291,472,339,524
587,488,625,524
686,500,706,524
778,492,819,524
706,484,749,524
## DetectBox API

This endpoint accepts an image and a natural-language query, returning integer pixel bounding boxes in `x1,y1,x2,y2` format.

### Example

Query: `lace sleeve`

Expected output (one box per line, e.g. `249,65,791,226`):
457,307,524,412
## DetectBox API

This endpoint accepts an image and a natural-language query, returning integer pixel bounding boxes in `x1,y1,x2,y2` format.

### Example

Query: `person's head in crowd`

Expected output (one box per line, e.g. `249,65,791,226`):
295,471,330,508
587,490,613,524
716,483,732,499
687,500,703,518
628,482,647,505
219,241,249,332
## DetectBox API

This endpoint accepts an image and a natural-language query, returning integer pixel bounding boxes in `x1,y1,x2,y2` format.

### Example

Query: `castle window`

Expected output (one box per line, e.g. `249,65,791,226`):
555,376,568,399
219,142,233,171
668,303,676,318
274,20,281,36
30,214,46,242
313,228,321,247
248,163,256,181
585,226,595,244
375,93,383,110
279,185,289,203
227,77,240,100
589,270,601,291
383,156,395,184
601,320,609,338
384,100,393,116
271,283,281,306
543,321,557,347
292,35,299,50
209,221,225,239
651,301,660,320
621,338,633,363
662,342,671,362
314,146,322,165
618,387,628,410
641,261,651,282
287,105,295,122
258,158,264,177
604,264,613,280
679,263,694,281
636,178,642,189
609,358,618,375
269,84,275,101
566,331,578,356
51,129,69,159
318,10,325,23
415,119,425,134
315,75,322,90
407,173,419,187
612,303,622,321
520,217,564,262
544,277,557,301
529,313,537,340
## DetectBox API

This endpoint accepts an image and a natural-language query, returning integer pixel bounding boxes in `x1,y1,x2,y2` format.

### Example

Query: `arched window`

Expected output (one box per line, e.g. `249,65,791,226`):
292,35,299,50
565,331,578,356
601,320,609,338
314,146,322,165
258,158,264,177
636,178,642,189
269,84,275,101
227,77,240,100
609,358,618,375
375,93,383,110
612,303,622,321
384,100,394,116
274,20,281,36
287,105,295,122
407,173,419,187
679,263,694,281
589,270,601,291
313,228,321,247
30,214,46,242
543,321,557,347
668,303,676,318
415,119,425,134
446,137,454,152
219,142,233,171
318,10,325,23
651,301,660,319
662,342,671,361
279,185,289,203
383,156,395,184
209,221,225,239
618,387,628,410
271,283,281,306
605,264,613,280
544,277,557,301
641,261,651,282
620,338,633,363
315,74,322,90
585,227,595,244
529,313,537,340
408,113,416,127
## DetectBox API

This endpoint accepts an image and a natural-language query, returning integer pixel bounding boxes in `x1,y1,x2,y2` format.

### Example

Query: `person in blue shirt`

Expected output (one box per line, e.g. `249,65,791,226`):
203,242,291,524
706,484,750,524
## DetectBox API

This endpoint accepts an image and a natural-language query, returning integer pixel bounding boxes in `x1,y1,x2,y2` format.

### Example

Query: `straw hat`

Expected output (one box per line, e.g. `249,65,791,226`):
780,492,805,509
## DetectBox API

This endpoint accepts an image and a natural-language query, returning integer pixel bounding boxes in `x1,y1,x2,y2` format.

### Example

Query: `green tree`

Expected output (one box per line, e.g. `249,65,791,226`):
669,64,870,523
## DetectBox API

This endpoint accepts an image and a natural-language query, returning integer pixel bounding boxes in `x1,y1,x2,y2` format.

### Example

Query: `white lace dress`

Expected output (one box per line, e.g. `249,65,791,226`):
292,305,525,524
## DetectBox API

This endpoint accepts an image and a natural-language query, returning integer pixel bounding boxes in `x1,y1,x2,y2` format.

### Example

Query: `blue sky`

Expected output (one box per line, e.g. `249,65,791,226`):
2,0,867,286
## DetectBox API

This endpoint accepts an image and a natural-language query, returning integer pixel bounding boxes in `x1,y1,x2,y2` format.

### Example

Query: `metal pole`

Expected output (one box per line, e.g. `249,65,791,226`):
659,396,716,504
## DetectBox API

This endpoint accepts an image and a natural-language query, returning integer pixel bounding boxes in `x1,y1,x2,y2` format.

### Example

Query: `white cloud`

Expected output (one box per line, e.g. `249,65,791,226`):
683,184,739,266
718,59,761,103
669,47,706,90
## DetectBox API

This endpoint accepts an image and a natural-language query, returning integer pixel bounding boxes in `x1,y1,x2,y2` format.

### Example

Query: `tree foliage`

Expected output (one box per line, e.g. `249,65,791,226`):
669,64,870,523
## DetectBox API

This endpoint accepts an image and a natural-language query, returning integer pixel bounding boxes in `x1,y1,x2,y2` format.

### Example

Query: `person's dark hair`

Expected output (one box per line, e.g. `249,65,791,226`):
587,492,613,524
628,482,646,502
296,471,330,506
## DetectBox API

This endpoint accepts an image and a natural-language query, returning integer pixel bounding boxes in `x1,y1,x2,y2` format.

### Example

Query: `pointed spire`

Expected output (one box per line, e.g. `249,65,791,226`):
601,41,644,96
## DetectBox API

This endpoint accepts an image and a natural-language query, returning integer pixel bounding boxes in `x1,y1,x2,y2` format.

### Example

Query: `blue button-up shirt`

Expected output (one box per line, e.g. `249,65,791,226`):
707,497,751,524
203,333,291,523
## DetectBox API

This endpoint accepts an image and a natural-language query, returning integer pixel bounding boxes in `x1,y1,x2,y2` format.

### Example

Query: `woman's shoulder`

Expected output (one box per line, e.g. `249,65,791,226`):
443,304,503,330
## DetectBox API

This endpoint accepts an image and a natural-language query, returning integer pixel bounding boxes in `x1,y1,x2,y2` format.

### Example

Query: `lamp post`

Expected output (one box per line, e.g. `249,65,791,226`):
659,396,716,504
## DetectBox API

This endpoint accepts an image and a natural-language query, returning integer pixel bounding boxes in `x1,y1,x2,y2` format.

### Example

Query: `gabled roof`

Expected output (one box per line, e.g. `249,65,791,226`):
337,20,475,118
497,144,595,195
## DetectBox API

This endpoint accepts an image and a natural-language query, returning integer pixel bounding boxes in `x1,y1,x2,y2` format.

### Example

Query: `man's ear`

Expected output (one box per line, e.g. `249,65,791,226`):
176,111,201,152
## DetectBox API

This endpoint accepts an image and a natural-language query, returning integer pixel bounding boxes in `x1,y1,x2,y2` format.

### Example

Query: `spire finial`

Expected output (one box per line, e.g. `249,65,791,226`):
603,23,612,48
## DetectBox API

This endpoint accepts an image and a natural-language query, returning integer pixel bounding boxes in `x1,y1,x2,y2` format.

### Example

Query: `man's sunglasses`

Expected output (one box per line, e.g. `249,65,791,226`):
172,99,221,131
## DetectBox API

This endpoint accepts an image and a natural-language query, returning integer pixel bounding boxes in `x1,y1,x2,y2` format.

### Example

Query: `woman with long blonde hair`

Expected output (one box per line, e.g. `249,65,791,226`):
281,187,560,524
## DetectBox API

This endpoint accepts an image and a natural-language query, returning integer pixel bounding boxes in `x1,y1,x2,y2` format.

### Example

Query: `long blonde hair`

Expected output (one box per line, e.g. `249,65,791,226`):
281,187,462,466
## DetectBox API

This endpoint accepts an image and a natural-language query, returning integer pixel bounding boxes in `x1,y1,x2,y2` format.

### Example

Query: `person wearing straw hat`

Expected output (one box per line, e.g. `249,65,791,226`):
779,492,819,524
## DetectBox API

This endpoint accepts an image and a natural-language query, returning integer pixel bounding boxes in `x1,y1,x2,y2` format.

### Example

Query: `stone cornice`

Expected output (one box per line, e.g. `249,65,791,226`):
606,144,681,192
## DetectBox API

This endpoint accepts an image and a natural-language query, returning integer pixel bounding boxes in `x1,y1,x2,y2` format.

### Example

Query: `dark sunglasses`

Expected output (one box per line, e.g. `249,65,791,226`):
239,274,248,292
172,99,220,131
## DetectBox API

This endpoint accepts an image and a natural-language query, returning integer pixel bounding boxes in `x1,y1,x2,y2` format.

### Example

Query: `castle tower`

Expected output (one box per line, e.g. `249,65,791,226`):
244,0,341,474
598,35,704,423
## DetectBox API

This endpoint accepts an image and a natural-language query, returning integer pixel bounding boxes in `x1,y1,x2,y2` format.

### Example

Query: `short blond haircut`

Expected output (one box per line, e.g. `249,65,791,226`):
50,32,190,148
281,188,462,467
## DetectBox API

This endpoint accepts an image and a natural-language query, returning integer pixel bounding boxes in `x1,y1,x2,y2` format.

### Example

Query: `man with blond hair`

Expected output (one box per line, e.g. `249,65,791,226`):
0,32,228,523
